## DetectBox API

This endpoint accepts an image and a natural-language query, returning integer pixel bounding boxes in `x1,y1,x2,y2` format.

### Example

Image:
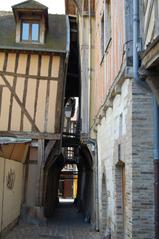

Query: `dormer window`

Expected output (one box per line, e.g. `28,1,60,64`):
12,0,48,45
21,22,40,42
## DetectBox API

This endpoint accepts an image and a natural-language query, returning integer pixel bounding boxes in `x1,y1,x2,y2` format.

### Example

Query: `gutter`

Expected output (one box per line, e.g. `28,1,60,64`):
0,46,67,54
133,1,159,238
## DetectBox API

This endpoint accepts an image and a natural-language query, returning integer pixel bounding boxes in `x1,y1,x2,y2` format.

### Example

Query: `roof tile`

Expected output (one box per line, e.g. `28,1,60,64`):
12,0,48,10
0,12,69,53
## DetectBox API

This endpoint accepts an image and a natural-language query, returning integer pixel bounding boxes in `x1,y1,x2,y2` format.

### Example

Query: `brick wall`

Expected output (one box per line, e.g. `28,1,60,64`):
95,78,155,239
131,81,154,239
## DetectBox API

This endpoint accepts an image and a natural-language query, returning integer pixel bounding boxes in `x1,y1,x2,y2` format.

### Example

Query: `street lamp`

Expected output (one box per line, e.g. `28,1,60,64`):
65,103,72,118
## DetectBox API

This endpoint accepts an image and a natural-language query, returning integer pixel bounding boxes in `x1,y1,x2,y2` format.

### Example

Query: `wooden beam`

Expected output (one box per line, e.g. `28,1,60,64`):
21,144,29,164
55,58,65,133
32,54,41,131
0,73,40,132
44,140,56,162
0,86,3,117
32,79,39,131
139,68,159,77
0,71,58,81
20,54,31,131
155,0,159,36
36,139,44,206
0,131,61,140
8,53,19,130
3,52,8,72
144,0,154,45
44,56,52,132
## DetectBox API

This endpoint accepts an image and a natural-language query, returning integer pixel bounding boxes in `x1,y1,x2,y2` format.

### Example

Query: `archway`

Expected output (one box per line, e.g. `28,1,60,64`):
44,154,64,217
76,145,94,222
58,163,78,202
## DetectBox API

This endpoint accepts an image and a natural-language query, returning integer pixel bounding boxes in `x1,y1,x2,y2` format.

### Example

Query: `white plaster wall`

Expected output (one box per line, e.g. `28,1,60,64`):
96,79,132,236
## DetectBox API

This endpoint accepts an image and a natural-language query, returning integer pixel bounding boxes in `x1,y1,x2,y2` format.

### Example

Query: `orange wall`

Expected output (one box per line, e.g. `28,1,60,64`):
92,0,125,118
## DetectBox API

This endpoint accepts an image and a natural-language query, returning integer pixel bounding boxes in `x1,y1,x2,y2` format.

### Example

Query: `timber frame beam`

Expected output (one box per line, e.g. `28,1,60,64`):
0,131,61,140
141,36,159,69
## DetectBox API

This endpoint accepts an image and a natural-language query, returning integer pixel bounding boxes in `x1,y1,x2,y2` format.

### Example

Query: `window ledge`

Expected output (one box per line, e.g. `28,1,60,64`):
19,41,43,45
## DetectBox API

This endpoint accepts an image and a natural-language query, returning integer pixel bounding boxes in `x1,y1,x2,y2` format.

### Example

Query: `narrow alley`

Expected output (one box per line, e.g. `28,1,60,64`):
5,201,100,239
0,0,159,238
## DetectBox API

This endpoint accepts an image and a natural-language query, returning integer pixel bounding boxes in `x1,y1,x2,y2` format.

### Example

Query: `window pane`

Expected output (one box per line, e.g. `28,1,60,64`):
32,24,39,41
22,23,29,40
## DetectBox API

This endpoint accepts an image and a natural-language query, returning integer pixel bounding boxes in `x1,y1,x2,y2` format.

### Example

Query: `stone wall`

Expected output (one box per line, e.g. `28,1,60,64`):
131,81,154,239
96,78,155,239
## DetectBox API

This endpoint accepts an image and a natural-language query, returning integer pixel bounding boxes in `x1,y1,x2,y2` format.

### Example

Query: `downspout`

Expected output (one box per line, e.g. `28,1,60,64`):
133,0,140,82
133,0,150,91
153,96,159,239
87,0,99,232
133,1,159,238
87,138,99,231
88,0,91,136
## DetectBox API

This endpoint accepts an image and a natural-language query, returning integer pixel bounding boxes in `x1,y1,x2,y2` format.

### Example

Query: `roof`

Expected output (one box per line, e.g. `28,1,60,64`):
0,11,13,17
12,0,48,10
0,12,70,53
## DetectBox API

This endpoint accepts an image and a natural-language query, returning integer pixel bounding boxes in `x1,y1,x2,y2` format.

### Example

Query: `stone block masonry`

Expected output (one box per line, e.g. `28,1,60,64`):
95,78,155,239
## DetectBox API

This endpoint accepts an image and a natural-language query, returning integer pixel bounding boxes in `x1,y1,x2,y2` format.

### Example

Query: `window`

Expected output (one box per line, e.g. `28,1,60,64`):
101,0,112,58
21,22,40,42
84,0,88,11
83,0,95,14
101,14,104,56
105,0,111,47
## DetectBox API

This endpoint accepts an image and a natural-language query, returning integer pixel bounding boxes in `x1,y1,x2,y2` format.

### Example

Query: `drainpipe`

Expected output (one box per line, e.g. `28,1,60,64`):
87,138,99,231
133,0,150,91
153,96,159,239
133,0,140,82
88,0,91,136
133,1,159,238
87,1,99,231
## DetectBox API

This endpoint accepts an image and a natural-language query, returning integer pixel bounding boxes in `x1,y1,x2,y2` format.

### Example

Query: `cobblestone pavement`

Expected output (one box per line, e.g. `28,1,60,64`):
5,202,101,239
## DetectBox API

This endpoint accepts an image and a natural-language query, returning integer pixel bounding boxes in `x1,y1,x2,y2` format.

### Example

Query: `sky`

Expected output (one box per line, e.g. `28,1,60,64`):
0,0,65,14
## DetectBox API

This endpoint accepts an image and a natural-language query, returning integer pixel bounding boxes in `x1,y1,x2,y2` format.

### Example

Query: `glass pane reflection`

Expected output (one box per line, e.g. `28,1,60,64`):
32,24,39,41
22,23,29,40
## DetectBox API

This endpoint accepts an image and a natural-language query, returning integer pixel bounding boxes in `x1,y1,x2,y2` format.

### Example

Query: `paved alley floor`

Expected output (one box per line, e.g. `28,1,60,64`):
5,202,101,239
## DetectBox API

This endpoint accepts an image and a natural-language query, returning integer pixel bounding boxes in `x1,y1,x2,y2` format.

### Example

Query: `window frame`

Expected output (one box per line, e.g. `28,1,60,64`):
101,13,105,57
21,20,40,43
100,0,112,62
105,0,111,49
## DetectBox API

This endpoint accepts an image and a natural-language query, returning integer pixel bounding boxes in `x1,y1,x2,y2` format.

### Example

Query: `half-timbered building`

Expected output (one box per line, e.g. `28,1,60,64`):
0,0,70,234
